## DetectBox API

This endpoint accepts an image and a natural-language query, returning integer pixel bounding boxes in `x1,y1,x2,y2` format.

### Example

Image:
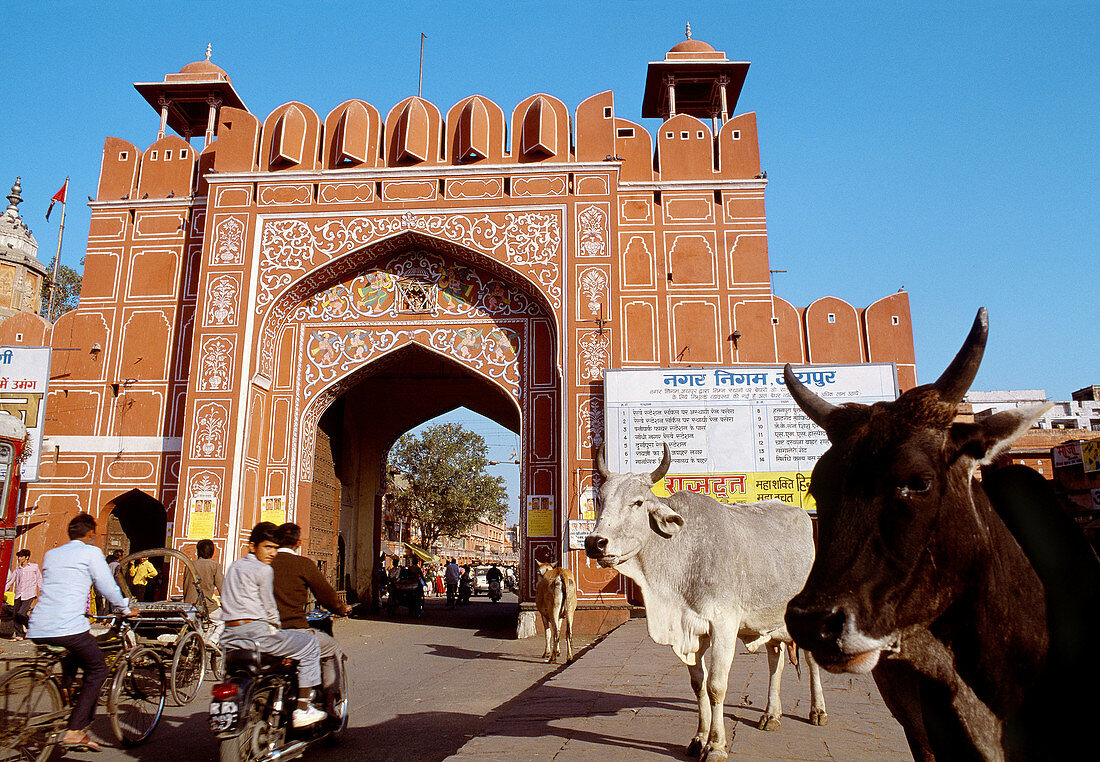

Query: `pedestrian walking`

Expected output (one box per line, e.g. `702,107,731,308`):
5,549,42,639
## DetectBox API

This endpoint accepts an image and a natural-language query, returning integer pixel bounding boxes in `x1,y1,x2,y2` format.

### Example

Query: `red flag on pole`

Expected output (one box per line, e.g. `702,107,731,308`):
46,179,68,221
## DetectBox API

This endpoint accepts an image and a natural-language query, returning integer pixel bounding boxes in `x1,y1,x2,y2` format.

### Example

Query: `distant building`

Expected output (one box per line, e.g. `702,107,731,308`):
0,179,48,320
965,389,1100,431
961,388,1100,550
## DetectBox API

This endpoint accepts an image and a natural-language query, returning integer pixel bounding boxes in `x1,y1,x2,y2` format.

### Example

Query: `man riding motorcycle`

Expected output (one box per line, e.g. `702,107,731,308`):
270,523,350,704
220,522,326,728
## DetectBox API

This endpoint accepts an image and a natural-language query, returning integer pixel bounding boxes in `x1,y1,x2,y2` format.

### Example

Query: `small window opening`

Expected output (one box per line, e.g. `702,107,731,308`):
891,315,900,326
666,131,674,139
150,150,158,160
119,151,128,161
771,317,780,326
617,127,635,138
828,313,836,323
680,131,689,139
164,150,172,161
14,333,23,342
603,106,612,118
697,131,704,139
180,149,188,159
732,130,741,140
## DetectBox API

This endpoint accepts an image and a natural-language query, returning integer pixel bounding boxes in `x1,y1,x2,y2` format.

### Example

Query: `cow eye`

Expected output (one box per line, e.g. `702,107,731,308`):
895,475,931,498
632,499,644,508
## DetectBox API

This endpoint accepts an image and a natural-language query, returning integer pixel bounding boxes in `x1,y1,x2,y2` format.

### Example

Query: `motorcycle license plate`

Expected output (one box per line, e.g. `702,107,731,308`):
209,701,239,731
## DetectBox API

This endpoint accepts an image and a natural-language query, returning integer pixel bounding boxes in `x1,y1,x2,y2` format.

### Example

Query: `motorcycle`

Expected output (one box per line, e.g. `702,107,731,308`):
209,611,349,762
488,577,502,603
387,570,425,617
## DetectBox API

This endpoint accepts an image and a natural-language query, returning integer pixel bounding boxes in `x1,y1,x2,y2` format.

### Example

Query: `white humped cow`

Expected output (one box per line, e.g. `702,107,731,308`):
585,443,826,762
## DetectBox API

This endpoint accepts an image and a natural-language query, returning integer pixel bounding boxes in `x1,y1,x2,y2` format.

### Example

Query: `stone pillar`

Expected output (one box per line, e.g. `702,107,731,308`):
664,74,677,119
157,96,169,140
205,96,222,148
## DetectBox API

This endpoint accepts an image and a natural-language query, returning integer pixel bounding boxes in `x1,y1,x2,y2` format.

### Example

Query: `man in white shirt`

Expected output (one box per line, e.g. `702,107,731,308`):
27,513,132,751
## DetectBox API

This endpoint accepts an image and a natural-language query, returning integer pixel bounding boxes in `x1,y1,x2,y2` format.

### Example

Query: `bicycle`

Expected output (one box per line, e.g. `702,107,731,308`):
0,614,167,761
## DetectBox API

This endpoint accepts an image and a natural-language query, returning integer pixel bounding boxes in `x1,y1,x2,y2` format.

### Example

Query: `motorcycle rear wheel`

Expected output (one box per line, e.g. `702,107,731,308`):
219,680,281,762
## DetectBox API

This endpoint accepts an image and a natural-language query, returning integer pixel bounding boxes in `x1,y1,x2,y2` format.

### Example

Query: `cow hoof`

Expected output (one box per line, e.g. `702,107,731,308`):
757,715,781,731
686,737,704,757
810,709,829,726
703,749,728,762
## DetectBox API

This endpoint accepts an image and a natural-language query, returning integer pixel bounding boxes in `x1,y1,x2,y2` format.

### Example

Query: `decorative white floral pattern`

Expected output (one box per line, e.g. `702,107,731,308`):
212,216,244,265
303,325,521,400
199,336,235,391
205,275,240,327
579,267,607,316
192,402,229,459
254,211,563,375
578,330,610,382
188,471,221,501
579,395,604,451
578,206,607,257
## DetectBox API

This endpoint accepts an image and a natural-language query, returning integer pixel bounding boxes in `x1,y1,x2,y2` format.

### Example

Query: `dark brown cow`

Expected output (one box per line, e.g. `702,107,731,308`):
782,308,1099,760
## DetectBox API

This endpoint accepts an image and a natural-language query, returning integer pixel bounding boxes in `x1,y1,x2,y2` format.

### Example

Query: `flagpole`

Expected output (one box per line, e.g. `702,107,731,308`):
48,176,68,322
418,33,427,98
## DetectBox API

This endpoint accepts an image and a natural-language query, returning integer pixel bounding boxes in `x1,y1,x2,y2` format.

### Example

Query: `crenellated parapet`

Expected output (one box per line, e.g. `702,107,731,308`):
92,82,763,201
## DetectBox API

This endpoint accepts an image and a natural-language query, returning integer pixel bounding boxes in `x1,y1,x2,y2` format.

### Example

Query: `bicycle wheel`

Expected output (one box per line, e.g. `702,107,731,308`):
170,631,206,705
0,667,65,762
108,646,166,746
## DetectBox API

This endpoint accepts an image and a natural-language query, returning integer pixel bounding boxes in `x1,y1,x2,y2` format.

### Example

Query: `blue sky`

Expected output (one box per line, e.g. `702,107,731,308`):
5,2,1096,515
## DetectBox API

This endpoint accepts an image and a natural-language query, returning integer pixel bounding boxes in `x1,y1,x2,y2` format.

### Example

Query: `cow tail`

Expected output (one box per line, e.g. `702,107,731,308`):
790,644,802,679
552,576,566,620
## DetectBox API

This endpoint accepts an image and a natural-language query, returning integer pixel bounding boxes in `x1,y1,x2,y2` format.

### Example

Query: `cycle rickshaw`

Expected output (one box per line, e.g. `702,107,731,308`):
114,548,220,705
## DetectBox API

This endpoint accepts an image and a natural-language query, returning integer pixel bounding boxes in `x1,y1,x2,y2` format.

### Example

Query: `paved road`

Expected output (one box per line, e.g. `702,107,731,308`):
7,592,596,762
2,595,911,761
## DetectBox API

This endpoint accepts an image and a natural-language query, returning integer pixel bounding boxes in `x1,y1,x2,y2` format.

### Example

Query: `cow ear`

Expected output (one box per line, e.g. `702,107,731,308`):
649,502,685,537
949,402,1052,465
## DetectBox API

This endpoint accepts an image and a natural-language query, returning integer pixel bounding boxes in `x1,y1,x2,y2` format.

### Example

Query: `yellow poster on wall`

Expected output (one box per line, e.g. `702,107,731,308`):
188,511,216,539
188,491,216,539
261,495,286,525
526,495,555,536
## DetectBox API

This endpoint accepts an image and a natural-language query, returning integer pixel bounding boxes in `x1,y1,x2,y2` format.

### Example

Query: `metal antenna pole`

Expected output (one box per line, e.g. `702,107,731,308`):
418,33,427,98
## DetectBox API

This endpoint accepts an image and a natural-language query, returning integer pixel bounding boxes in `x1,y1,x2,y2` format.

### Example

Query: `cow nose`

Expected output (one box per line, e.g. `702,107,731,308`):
585,535,608,558
785,601,847,648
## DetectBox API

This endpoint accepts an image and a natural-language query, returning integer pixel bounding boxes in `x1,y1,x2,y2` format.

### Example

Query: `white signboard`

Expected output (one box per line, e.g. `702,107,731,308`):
0,347,51,482
1053,442,1082,468
604,364,898,509
568,519,596,551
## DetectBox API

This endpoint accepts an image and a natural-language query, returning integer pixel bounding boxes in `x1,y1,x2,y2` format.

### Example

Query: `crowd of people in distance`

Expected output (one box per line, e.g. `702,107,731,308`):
371,552,513,610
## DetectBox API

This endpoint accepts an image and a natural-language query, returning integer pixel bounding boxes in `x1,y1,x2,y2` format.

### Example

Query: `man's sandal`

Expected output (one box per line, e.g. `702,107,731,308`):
60,731,101,752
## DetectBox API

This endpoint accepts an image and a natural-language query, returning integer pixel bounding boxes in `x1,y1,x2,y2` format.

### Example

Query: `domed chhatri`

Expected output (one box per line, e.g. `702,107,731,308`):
642,24,750,121
134,44,246,145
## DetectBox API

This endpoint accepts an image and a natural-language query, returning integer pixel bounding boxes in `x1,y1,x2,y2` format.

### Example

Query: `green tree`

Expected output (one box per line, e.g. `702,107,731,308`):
40,261,82,320
387,423,508,554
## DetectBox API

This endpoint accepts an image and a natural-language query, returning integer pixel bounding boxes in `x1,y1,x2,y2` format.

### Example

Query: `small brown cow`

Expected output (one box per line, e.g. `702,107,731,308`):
535,562,577,663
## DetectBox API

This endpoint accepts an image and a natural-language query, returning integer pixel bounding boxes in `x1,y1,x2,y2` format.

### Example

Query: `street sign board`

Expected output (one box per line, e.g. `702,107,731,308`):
603,364,899,510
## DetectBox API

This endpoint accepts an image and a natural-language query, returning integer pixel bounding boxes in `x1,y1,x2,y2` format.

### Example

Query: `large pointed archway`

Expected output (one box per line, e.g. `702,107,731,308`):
317,342,521,601
244,242,561,602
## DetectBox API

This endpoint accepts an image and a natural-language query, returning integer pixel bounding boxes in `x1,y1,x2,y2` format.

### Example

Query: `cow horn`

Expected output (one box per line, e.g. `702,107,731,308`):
784,364,837,429
595,443,611,479
650,443,672,484
932,307,988,405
